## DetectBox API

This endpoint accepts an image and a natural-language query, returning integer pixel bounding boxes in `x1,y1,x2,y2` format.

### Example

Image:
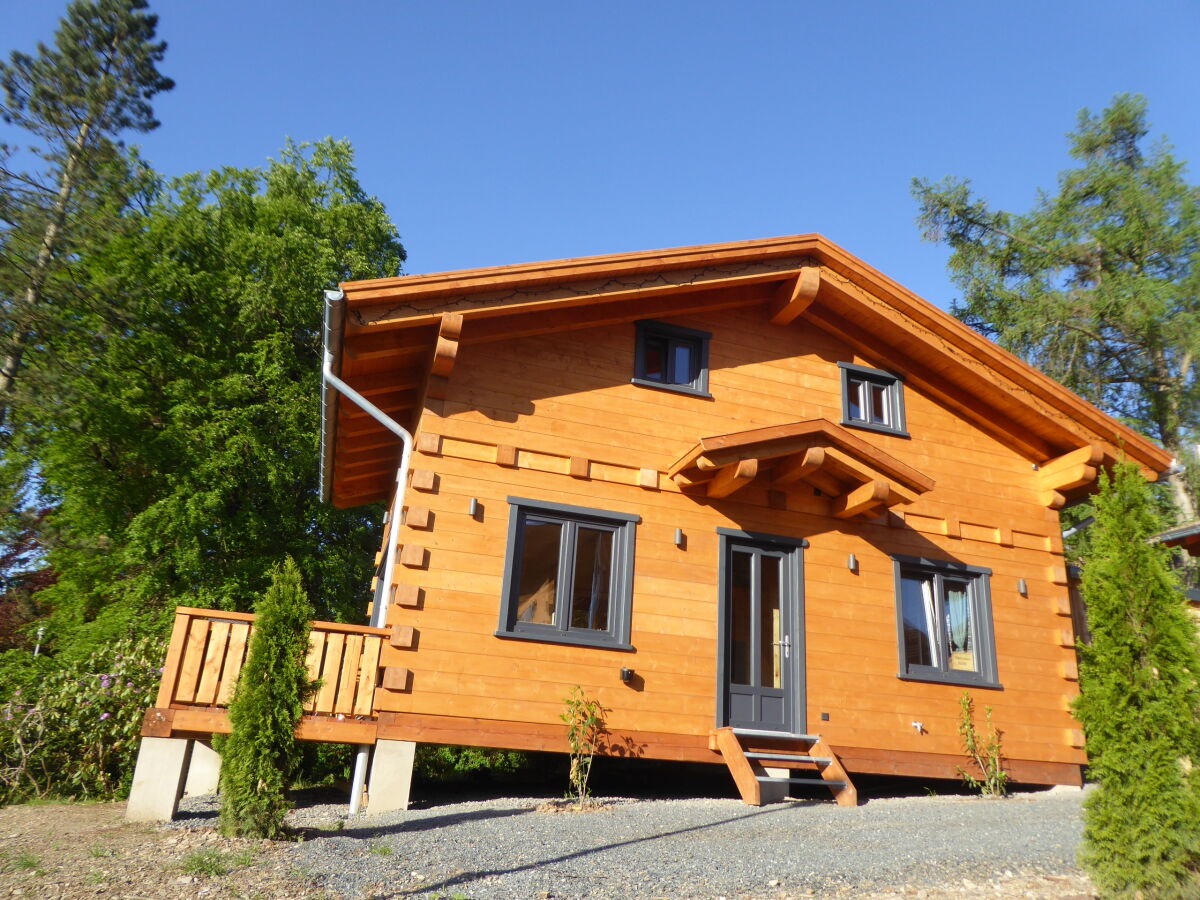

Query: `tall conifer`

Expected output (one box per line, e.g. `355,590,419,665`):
914,96,1200,521
0,0,173,428
218,558,314,839
1073,463,1200,898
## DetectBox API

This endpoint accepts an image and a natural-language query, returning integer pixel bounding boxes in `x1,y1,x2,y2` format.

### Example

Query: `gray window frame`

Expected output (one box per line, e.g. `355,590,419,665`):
892,554,1000,689
839,361,908,437
632,320,712,398
496,496,638,651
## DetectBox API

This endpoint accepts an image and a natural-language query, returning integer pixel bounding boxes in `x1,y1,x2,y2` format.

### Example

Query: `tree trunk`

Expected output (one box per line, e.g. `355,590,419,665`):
0,120,91,430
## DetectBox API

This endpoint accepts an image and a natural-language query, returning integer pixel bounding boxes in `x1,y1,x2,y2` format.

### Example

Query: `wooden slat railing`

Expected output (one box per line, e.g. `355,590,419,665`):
157,607,389,719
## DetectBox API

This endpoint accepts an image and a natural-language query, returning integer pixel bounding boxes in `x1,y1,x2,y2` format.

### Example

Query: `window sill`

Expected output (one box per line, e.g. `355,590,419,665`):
630,377,712,400
494,629,635,653
897,671,1002,690
842,418,910,439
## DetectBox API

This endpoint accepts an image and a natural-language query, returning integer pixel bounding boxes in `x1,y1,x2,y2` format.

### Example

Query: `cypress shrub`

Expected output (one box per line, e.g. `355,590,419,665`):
218,558,314,839
1073,463,1200,898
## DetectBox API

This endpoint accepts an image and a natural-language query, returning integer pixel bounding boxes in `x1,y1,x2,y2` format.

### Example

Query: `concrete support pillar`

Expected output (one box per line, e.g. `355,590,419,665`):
366,739,416,815
759,765,790,803
183,741,221,797
125,737,193,822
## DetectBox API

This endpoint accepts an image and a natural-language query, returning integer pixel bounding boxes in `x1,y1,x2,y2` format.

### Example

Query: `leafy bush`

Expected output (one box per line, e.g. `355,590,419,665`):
217,558,314,839
414,744,527,782
0,636,164,804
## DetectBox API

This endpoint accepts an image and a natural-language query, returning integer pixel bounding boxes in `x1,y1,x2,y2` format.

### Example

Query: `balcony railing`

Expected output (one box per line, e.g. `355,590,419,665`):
157,606,389,719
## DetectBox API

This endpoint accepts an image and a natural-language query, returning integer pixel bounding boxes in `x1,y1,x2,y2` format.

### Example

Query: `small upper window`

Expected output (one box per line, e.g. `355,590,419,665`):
893,556,998,687
633,321,711,397
839,362,907,437
497,497,638,651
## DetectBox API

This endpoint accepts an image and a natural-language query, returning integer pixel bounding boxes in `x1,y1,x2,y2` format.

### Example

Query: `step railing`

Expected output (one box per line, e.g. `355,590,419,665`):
156,606,389,719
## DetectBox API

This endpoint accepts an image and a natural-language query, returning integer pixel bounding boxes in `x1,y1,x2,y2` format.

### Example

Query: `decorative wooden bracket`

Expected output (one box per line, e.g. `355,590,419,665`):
430,313,463,378
707,458,759,499
769,266,821,326
831,479,890,519
1036,444,1103,506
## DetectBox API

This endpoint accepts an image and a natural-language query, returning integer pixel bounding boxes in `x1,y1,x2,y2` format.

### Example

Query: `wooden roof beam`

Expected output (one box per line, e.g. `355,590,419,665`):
769,266,821,326
831,480,891,519
706,459,759,499
1036,444,1103,494
771,447,826,486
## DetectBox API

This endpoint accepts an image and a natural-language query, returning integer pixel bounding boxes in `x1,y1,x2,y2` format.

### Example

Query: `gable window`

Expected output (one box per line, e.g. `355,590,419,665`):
633,320,711,397
497,497,637,650
839,362,907,437
893,556,999,687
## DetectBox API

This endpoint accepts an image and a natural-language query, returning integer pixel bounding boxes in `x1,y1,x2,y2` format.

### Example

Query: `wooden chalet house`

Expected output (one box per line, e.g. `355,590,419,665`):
127,235,1171,820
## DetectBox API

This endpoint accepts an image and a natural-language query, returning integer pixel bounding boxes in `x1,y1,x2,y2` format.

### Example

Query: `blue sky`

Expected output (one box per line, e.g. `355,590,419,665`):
3,0,1198,308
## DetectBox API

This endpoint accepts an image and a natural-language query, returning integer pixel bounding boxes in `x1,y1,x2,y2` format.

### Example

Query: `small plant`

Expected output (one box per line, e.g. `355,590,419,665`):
368,841,393,856
181,849,231,877
955,692,1008,797
559,686,606,807
11,850,43,873
180,848,255,877
87,846,113,858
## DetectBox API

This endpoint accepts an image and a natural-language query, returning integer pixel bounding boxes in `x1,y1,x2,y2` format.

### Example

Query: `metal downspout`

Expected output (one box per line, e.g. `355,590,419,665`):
320,289,414,815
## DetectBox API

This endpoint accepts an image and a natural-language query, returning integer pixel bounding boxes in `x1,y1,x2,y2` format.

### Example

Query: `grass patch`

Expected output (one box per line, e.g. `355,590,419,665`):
368,841,393,856
180,848,256,877
88,846,114,858
8,850,45,875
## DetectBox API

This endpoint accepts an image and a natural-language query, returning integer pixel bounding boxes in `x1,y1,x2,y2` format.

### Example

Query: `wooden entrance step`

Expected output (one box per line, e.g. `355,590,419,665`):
710,726,857,807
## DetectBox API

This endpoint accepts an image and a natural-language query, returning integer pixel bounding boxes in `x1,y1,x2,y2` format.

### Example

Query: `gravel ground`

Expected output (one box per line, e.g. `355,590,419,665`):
163,785,1091,900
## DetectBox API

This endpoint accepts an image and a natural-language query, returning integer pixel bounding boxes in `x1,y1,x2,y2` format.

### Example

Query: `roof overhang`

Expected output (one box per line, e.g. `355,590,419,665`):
1156,522,1200,557
322,234,1173,508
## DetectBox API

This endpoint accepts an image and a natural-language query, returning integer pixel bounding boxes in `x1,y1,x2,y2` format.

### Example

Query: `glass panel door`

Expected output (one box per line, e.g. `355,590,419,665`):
722,539,799,733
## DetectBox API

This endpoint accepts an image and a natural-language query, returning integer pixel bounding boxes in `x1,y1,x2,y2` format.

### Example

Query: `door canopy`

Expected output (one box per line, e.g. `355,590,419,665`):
667,419,935,519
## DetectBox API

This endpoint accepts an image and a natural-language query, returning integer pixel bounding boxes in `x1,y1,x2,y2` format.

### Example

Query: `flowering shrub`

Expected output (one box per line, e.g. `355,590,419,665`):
0,635,165,803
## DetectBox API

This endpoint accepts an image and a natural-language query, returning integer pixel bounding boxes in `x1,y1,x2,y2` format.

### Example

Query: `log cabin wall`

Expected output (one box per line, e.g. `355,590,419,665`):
372,299,1086,783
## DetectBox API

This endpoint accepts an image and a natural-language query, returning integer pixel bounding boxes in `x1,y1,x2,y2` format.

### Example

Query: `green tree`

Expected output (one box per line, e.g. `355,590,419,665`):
913,95,1200,521
15,139,403,658
218,557,313,839
1073,462,1200,898
0,0,173,429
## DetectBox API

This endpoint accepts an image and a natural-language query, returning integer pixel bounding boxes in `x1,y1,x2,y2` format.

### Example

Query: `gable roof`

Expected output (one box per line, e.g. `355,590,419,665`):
323,234,1172,508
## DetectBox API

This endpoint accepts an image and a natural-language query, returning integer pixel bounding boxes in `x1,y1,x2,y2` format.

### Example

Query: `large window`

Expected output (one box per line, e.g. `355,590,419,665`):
892,556,999,687
497,498,638,650
632,320,711,397
839,362,907,437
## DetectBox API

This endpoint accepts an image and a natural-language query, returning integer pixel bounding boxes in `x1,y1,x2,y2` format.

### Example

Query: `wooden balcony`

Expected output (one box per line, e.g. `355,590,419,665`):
141,606,390,744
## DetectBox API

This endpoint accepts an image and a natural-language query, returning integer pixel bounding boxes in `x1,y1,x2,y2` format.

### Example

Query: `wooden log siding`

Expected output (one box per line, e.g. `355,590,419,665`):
156,607,389,719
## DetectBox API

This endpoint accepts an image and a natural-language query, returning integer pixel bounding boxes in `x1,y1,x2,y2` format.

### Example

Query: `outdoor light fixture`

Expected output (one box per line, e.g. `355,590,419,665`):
1018,578,1028,596
620,668,634,683
468,497,479,517
847,553,858,573
674,528,684,547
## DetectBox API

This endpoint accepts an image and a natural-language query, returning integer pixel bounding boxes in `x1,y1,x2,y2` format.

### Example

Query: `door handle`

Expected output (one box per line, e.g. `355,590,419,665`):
772,634,791,659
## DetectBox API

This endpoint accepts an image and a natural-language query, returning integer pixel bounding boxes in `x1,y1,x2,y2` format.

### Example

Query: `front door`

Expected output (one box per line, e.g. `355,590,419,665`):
718,532,805,733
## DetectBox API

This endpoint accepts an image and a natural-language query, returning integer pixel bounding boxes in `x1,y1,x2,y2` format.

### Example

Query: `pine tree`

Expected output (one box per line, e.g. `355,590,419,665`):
913,95,1200,521
218,558,314,840
1073,462,1200,898
0,0,173,429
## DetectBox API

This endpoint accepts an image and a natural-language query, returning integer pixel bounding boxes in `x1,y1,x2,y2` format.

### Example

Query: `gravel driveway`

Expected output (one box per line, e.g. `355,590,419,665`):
173,785,1090,899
